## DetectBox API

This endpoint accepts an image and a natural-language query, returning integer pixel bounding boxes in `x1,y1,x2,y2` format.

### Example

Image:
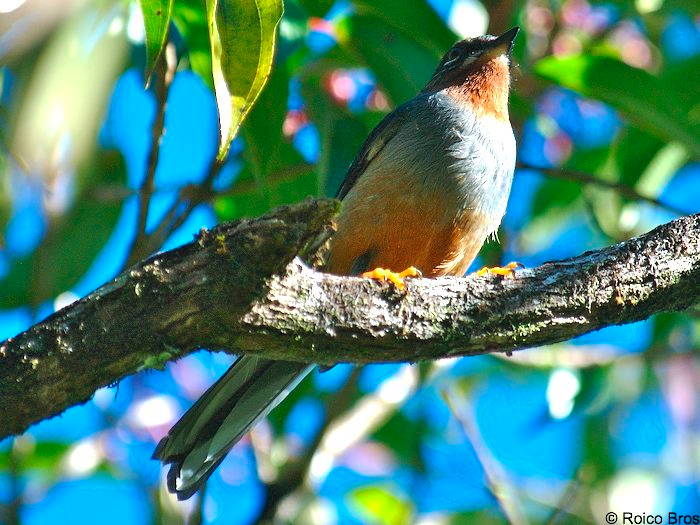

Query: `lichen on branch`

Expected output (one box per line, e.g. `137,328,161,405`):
1,199,698,439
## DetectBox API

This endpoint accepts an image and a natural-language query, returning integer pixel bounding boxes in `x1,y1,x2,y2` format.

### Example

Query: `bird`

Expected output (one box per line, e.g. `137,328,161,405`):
154,26,520,499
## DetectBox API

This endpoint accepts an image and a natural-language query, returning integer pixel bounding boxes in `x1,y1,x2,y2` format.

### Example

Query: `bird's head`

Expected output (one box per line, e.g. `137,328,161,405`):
424,27,519,120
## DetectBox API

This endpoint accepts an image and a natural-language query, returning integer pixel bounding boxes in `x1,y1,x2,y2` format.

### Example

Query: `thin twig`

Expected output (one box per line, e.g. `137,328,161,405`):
543,470,587,525
518,162,690,216
442,387,529,525
142,155,226,255
126,42,177,268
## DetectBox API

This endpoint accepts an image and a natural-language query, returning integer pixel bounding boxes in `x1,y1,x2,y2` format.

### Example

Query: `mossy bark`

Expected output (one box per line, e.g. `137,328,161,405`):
1,199,698,438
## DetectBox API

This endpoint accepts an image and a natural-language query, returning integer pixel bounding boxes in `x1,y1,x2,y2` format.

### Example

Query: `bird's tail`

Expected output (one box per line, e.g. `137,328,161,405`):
154,355,314,500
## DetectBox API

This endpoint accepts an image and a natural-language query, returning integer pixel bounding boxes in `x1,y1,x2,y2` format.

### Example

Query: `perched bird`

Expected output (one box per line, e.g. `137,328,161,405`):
154,27,520,499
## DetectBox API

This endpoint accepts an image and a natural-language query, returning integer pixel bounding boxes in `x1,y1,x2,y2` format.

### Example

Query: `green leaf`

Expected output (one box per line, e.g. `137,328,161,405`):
0,150,125,308
636,142,689,199
139,0,174,83
301,68,379,196
450,510,509,525
0,441,71,471
0,154,10,248
215,170,317,220
172,0,213,87
371,410,423,469
351,0,455,56
266,373,316,434
296,0,334,17
338,0,454,105
613,126,664,189
207,0,284,160
240,63,307,189
534,55,700,158
214,63,317,221
350,485,413,525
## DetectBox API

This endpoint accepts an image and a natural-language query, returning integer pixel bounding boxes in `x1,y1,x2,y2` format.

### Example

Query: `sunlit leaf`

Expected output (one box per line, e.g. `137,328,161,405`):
350,485,413,525
207,0,284,160
636,142,689,198
534,55,700,158
139,0,174,83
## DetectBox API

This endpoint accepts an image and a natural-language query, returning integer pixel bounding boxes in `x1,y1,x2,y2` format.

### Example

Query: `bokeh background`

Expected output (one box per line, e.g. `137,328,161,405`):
1,0,699,523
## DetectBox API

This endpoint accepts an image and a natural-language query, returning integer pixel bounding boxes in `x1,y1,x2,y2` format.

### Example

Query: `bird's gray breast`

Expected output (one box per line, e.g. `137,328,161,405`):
379,92,516,232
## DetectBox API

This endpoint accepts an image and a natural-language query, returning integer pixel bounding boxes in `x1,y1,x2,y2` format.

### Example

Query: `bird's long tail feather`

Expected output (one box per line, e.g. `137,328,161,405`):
153,356,314,500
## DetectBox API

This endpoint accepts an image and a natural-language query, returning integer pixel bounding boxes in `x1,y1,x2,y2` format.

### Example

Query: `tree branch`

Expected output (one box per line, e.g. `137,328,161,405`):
1,199,699,439
517,161,690,216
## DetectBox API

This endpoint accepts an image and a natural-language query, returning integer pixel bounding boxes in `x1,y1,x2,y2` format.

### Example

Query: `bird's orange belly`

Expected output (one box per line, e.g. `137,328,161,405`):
326,187,492,278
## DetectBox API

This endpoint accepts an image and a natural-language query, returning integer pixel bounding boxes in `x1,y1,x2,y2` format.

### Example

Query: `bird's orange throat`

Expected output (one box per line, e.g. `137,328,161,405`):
444,56,511,121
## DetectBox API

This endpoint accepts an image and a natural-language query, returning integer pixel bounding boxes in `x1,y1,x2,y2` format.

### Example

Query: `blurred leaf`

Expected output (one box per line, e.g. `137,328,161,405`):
613,126,664,189
339,14,438,104
0,154,9,247
660,54,700,107
581,411,615,483
266,372,316,434
139,0,174,83
172,0,213,87
301,69,378,196
241,63,307,188
636,142,689,197
664,0,700,16
214,64,317,220
215,169,317,219
534,55,700,158
350,485,413,525
0,441,70,471
531,148,609,222
207,0,284,160
0,150,125,308
650,312,682,346
531,177,580,222
450,510,509,525
371,410,423,469
351,0,455,56
296,0,334,17
11,5,128,175
574,366,609,413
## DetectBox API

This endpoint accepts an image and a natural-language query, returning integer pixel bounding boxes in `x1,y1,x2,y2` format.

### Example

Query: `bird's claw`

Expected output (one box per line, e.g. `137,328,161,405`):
362,266,422,290
476,261,524,279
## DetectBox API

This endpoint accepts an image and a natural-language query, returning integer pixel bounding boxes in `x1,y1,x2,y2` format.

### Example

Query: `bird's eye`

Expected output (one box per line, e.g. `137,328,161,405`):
445,48,462,64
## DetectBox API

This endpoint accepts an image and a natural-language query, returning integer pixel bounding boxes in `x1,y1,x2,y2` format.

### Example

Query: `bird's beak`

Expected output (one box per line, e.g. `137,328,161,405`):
485,26,520,58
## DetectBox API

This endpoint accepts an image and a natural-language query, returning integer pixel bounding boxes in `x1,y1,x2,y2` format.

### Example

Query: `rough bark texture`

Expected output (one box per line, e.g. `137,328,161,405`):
1,199,699,438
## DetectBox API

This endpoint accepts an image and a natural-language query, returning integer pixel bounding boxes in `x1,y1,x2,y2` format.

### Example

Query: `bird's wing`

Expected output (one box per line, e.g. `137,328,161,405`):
335,100,415,200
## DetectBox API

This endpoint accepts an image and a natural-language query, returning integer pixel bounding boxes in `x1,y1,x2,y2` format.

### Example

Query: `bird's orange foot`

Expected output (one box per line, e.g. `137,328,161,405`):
476,261,524,279
361,266,422,290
